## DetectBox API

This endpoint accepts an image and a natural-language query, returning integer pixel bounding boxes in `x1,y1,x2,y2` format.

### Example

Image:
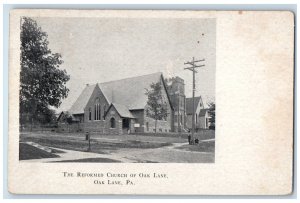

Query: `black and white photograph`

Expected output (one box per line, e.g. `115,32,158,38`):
8,9,294,195
19,16,216,163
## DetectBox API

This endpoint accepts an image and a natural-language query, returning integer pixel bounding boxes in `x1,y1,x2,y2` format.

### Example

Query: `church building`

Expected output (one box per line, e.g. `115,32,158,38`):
58,72,176,134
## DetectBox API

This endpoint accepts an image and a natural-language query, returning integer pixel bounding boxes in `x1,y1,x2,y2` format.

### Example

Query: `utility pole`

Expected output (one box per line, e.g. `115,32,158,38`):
184,57,205,144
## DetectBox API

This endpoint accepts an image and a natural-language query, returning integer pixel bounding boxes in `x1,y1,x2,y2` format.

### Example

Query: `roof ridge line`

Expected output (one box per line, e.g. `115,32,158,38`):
98,72,162,85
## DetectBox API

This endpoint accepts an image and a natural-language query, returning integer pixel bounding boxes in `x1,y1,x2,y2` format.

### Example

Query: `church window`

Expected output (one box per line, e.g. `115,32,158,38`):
103,104,106,120
89,108,92,120
94,98,101,120
110,117,116,128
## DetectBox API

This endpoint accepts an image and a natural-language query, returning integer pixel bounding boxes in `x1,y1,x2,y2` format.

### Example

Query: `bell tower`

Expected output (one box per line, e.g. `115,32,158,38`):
166,76,186,132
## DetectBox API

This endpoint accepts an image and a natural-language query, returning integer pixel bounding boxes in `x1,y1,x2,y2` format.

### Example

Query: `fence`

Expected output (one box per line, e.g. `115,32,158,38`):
56,123,84,133
20,124,58,132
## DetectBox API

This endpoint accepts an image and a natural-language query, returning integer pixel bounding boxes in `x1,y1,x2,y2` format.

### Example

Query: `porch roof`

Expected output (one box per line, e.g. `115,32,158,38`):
110,103,135,119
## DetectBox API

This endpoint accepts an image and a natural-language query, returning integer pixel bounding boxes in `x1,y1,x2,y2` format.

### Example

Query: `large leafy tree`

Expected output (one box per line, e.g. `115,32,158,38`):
20,17,70,128
145,82,168,133
207,102,215,130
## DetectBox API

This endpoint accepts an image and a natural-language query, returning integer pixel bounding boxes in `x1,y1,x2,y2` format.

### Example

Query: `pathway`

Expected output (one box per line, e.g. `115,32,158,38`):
21,140,214,163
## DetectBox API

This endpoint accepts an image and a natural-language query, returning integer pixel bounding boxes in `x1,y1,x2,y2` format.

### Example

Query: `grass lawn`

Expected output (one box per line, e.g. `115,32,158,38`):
20,135,172,154
19,143,60,160
21,130,215,143
175,141,215,153
97,134,188,143
19,132,215,163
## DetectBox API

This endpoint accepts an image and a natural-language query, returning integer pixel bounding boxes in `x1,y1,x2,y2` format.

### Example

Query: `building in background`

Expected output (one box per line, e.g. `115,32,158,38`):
198,109,210,129
186,96,210,130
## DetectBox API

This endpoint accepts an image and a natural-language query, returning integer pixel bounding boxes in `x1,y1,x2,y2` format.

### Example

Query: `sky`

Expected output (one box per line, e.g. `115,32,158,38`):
34,17,216,112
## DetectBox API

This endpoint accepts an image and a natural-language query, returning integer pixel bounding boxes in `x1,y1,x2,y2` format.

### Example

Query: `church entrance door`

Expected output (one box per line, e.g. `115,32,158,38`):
122,118,130,134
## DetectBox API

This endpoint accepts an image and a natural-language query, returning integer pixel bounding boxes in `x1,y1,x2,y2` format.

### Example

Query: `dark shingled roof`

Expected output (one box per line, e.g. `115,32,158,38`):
69,72,170,114
109,103,135,118
186,96,202,115
99,72,163,110
199,109,208,117
68,84,96,114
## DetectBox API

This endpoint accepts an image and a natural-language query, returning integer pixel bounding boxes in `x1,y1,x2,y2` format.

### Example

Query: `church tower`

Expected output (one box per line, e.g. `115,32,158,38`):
166,76,186,132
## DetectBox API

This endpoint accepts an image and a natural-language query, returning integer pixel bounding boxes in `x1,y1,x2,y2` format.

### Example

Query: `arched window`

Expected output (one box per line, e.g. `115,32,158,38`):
94,98,101,120
110,117,116,128
88,108,92,120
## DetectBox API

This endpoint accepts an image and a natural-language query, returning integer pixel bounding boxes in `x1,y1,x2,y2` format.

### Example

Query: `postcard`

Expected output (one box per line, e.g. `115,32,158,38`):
8,9,294,195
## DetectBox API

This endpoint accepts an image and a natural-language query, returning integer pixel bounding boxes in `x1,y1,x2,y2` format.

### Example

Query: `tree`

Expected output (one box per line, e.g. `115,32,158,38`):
36,106,56,125
145,82,168,134
20,17,70,129
207,102,215,130
36,107,57,132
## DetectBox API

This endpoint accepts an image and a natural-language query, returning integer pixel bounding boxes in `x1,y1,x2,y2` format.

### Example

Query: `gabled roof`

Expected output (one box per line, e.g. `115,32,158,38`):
98,72,164,110
199,109,208,117
186,96,202,115
68,84,96,114
69,72,173,114
57,111,80,122
106,103,135,118
57,111,67,121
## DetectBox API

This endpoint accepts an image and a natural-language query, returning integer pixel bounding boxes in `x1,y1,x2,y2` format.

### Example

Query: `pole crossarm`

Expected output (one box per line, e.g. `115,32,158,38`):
194,59,205,63
184,65,205,72
192,65,205,68
184,67,195,72
184,59,205,65
184,62,193,65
